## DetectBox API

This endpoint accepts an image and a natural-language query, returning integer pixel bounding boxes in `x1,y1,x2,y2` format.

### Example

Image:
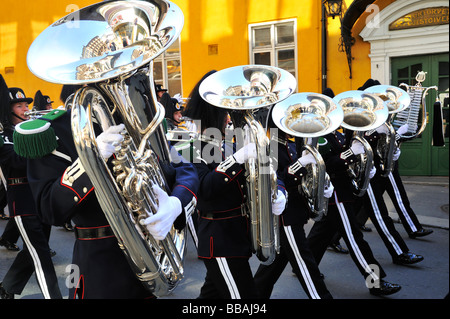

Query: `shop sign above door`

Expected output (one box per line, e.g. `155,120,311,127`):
389,6,449,30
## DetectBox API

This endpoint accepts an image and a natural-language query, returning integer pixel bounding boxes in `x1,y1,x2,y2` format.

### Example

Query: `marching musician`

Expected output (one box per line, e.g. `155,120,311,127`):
253,114,333,299
385,147,434,239
357,122,433,239
0,75,62,299
164,97,185,131
352,79,425,265
33,90,53,111
183,71,287,299
306,90,402,295
18,77,199,299
355,124,425,265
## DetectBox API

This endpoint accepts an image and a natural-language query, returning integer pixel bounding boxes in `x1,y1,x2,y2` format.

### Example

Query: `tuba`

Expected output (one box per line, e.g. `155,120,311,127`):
334,91,388,196
271,93,343,221
199,65,296,265
364,85,410,176
393,71,438,139
27,0,187,296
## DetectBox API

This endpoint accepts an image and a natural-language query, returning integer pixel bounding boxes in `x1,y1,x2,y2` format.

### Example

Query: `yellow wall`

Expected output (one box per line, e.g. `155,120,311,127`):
172,0,395,96
175,0,324,95
0,0,95,107
1,0,395,106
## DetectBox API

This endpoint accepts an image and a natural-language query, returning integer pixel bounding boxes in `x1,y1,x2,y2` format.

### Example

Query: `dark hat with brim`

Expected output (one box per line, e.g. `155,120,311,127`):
358,79,381,91
9,87,33,104
322,88,335,98
171,98,184,111
155,84,168,92
33,90,53,110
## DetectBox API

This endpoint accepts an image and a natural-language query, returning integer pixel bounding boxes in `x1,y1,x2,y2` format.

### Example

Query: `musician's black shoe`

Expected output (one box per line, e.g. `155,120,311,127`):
393,252,424,265
0,283,14,299
360,225,372,232
328,243,349,254
409,228,433,239
369,280,401,296
0,237,20,251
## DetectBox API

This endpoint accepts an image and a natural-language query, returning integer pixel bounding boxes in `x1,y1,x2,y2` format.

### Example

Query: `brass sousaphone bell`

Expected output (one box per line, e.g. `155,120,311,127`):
199,65,297,265
333,90,388,196
364,85,411,176
271,93,344,220
27,0,187,296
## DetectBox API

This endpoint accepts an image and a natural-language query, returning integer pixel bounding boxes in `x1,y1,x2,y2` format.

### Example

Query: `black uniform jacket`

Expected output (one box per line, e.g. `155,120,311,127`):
274,136,310,226
319,130,360,204
193,137,285,259
0,127,37,217
26,110,199,298
363,130,382,174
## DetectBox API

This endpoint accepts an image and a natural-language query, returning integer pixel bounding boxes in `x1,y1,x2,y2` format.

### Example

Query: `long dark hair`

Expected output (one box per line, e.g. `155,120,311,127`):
0,74,12,130
183,70,228,133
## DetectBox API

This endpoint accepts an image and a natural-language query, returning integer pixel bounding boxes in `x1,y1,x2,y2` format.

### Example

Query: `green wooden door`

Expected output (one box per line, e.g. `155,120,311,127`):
391,53,449,176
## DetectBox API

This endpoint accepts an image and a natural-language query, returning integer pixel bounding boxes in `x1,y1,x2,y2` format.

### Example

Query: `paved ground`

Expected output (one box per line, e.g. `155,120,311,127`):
0,176,448,301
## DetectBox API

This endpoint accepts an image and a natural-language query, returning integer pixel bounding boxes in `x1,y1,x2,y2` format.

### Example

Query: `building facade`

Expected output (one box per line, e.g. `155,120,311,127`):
0,0,448,175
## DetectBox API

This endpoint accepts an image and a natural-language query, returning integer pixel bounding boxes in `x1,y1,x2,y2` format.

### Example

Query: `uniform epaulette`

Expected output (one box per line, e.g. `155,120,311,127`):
13,109,66,159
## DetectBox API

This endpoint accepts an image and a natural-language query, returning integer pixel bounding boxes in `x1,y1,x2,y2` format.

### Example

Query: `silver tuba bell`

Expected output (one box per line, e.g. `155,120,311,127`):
364,85,410,176
27,0,187,296
271,93,344,221
334,91,388,196
199,65,296,265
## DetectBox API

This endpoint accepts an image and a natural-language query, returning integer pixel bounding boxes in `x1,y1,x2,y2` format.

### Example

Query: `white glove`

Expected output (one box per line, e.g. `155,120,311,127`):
350,140,365,155
299,151,316,166
397,123,409,135
323,181,334,198
96,124,125,159
375,124,389,135
140,184,182,240
392,147,401,161
173,93,183,104
233,142,257,164
369,166,376,179
272,190,286,216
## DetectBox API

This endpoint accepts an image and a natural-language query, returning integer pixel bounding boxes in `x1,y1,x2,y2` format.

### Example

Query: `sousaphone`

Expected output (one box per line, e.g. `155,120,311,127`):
334,90,388,196
271,92,344,220
199,65,296,265
364,85,410,176
27,0,187,296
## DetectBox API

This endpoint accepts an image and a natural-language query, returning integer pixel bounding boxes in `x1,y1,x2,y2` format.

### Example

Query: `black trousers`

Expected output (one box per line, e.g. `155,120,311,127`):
198,257,258,299
385,162,423,234
2,215,61,299
307,194,387,287
254,223,332,299
1,217,20,243
359,178,410,259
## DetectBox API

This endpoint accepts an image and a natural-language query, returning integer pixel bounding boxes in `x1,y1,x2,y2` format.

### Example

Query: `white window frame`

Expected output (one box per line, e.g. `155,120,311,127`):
153,38,183,95
248,19,298,86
